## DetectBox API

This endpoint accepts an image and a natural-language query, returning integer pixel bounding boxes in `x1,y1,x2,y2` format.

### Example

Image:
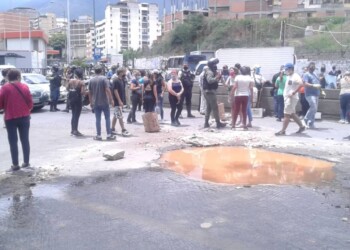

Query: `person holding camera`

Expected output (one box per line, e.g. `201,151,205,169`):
203,58,226,129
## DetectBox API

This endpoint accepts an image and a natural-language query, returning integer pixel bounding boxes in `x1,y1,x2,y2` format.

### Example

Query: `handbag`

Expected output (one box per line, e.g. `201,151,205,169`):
11,83,31,109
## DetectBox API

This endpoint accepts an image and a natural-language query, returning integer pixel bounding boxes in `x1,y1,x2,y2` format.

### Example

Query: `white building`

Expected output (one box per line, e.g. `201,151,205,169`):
104,0,161,54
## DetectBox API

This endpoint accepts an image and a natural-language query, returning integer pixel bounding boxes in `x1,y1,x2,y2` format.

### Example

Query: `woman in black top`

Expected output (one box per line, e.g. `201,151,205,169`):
68,68,85,136
127,70,142,123
142,71,158,113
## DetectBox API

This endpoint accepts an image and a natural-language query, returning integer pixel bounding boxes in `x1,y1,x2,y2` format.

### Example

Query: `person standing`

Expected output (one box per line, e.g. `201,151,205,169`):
276,70,287,122
167,69,184,126
230,66,253,130
63,65,76,113
153,69,166,120
178,64,195,118
272,66,285,118
252,65,266,108
303,62,321,129
67,68,85,136
48,65,62,112
0,69,33,171
203,58,226,129
339,71,350,124
275,63,306,136
88,65,116,141
127,70,142,123
111,68,130,136
142,73,158,113
198,66,208,115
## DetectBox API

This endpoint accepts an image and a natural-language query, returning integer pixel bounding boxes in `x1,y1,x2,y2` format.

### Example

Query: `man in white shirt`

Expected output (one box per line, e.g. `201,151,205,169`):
275,63,306,136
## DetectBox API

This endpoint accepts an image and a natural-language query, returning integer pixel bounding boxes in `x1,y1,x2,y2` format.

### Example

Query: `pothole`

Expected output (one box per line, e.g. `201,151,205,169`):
160,147,335,185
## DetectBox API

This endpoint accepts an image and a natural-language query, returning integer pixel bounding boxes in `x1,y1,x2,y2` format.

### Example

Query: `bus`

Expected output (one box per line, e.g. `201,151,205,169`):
166,54,206,72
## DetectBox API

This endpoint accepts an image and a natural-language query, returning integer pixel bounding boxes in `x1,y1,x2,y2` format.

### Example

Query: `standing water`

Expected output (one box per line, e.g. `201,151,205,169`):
160,147,335,185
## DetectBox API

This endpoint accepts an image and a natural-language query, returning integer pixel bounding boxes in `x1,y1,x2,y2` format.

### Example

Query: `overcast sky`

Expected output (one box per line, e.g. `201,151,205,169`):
0,0,166,20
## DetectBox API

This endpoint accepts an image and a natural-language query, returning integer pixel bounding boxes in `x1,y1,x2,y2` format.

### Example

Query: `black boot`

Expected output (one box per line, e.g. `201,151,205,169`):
54,103,60,111
50,103,55,112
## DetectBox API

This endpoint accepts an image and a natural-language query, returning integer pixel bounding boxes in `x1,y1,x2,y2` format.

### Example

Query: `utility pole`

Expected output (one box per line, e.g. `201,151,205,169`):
259,0,262,19
280,20,286,47
66,0,71,64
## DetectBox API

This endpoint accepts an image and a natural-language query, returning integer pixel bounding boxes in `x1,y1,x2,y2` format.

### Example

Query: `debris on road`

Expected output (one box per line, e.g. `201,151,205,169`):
103,149,125,161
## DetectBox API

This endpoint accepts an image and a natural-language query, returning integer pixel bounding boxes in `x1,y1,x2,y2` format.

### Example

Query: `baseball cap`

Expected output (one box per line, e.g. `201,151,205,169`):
284,63,294,70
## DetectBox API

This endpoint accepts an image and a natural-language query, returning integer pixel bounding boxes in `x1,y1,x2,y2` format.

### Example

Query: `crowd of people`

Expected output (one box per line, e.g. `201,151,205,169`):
1,60,350,171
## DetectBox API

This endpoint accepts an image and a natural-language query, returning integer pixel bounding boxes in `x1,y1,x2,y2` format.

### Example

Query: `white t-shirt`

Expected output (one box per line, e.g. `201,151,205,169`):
234,75,253,96
283,73,302,100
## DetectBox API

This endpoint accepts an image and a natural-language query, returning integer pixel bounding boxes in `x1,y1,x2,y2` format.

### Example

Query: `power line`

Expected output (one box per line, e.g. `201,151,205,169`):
286,22,350,48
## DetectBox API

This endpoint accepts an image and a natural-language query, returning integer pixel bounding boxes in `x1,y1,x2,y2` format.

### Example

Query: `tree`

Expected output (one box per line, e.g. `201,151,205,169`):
49,33,66,58
122,48,141,68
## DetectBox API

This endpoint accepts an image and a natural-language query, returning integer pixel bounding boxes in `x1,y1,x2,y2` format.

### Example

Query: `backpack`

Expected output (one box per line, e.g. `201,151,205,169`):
181,70,194,88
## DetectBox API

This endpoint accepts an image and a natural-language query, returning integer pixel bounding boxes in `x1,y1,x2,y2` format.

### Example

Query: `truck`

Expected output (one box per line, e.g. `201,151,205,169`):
108,54,123,66
195,47,295,81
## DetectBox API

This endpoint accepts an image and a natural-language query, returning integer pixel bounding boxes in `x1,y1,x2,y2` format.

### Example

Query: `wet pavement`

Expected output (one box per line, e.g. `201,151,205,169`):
0,167,349,250
0,105,350,249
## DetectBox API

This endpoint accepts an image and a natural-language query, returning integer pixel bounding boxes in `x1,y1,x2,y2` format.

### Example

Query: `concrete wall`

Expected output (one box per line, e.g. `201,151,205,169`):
161,84,341,120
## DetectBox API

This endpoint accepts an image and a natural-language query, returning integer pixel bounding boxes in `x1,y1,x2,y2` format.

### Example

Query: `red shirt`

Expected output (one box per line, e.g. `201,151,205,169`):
0,82,33,120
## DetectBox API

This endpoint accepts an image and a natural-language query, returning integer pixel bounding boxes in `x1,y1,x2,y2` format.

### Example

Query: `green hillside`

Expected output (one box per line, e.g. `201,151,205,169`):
147,15,350,59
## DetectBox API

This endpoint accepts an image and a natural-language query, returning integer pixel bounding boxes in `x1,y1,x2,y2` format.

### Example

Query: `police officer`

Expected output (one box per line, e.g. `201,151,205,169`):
178,64,195,118
47,65,62,112
203,58,226,129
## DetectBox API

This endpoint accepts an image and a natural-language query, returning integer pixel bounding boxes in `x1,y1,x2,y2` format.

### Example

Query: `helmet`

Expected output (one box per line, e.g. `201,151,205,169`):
52,65,59,72
208,58,219,66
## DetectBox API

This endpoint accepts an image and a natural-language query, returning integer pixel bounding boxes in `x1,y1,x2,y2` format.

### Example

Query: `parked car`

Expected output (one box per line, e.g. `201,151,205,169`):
21,73,68,103
0,66,49,111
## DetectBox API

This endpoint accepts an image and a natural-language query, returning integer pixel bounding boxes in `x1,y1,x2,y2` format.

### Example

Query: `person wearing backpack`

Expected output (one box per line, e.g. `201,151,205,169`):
67,67,85,136
178,64,195,118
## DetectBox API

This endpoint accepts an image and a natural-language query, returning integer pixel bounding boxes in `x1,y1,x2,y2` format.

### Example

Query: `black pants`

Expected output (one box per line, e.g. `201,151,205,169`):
71,100,82,132
183,86,193,114
143,96,155,113
169,94,184,122
299,93,309,116
128,94,140,122
5,116,30,166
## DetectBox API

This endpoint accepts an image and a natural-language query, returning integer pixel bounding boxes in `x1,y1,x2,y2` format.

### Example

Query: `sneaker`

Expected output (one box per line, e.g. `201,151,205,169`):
204,123,210,128
275,131,286,136
11,165,20,171
121,129,131,137
296,126,306,134
302,119,307,127
187,114,195,118
247,123,252,128
75,131,84,137
106,135,116,141
339,119,345,124
175,120,181,126
276,118,282,122
127,120,132,124
111,129,117,135
171,122,178,127
93,135,102,141
217,122,226,129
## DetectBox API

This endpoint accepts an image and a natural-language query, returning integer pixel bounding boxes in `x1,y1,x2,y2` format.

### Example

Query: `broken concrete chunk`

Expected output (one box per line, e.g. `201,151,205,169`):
103,149,125,161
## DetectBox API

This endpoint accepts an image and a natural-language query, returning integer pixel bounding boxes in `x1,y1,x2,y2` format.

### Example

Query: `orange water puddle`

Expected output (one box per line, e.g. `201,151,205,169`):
160,147,335,185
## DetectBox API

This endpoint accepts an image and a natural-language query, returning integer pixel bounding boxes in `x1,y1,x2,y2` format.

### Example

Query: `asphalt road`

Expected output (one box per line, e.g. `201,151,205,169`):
0,104,349,249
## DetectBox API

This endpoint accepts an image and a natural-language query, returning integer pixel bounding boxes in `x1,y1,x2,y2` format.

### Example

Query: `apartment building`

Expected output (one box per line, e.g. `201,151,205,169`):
104,0,161,54
70,16,94,59
209,0,350,19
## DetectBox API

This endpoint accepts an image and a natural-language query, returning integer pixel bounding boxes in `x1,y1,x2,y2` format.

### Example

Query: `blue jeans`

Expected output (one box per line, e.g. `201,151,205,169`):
276,95,284,119
305,95,319,127
94,104,111,136
5,116,30,166
157,94,164,119
247,96,252,123
340,93,350,121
